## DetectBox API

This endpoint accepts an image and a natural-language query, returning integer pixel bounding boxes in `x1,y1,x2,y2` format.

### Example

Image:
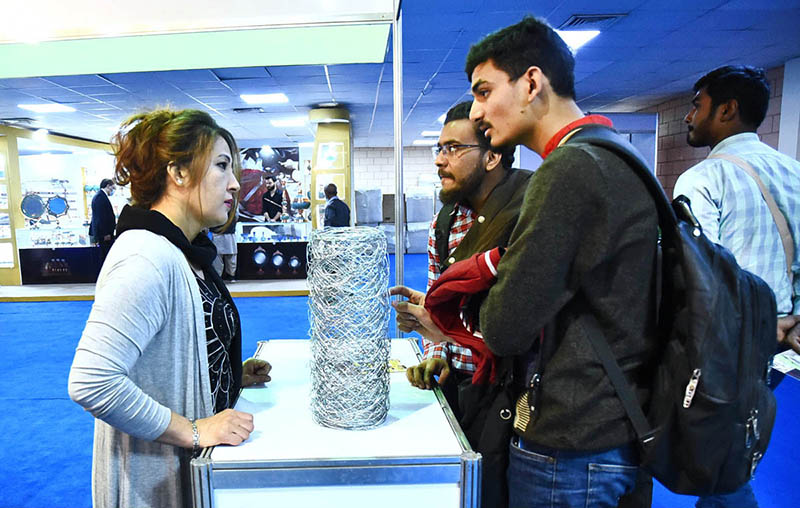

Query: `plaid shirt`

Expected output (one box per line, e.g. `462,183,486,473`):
422,203,478,373
674,133,800,314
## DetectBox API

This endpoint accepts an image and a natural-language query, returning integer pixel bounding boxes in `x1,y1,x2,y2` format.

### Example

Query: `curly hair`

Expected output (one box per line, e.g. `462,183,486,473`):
112,109,240,230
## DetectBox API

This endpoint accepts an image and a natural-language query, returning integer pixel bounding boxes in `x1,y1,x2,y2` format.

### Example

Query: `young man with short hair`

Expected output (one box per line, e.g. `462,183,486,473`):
462,16,660,507
674,65,800,508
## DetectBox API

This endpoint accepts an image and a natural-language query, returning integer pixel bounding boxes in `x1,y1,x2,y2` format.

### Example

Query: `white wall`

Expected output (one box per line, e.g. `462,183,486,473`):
779,57,800,159
353,146,436,194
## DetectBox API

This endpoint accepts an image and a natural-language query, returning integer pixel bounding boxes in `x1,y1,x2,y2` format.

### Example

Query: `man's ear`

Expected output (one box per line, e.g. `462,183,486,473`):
522,66,544,102
484,150,502,172
717,98,739,123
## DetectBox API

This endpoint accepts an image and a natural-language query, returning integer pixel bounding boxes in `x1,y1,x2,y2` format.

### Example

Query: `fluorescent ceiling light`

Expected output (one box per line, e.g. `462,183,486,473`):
412,139,437,146
421,130,441,137
32,128,50,142
437,113,446,124
19,103,76,113
240,93,289,104
555,30,600,51
270,117,306,128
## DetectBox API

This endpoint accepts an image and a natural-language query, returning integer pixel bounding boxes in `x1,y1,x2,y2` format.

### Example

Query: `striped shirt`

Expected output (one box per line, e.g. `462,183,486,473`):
423,204,478,372
674,132,800,314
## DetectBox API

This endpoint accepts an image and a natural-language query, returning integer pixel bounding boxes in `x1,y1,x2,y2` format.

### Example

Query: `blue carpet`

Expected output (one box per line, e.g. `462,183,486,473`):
1,252,796,507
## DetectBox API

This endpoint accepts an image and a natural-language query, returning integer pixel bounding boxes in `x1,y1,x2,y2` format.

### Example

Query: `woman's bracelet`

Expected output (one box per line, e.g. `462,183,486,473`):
191,419,200,453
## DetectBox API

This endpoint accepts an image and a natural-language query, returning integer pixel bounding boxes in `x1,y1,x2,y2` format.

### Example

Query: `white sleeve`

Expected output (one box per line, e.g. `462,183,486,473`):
674,166,722,244
68,253,173,441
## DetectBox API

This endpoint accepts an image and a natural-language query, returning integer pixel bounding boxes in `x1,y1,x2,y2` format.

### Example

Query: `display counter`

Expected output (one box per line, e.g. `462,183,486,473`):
191,339,479,508
235,221,310,280
16,225,101,283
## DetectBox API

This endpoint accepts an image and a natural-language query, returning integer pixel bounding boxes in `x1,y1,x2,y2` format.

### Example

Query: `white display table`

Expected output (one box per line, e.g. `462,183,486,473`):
191,339,479,508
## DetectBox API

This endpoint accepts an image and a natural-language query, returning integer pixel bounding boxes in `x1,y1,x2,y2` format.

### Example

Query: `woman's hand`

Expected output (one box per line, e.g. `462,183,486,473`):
158,409,255,449
196,408,255,446
242,358,272,387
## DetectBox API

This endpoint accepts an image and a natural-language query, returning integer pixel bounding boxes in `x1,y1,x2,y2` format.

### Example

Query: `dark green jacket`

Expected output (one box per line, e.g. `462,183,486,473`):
479,139,660,451
435,168,534,271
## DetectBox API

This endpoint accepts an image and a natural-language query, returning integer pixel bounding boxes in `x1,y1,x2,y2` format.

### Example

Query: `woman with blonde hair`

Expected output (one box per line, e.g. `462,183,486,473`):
69,109,271,508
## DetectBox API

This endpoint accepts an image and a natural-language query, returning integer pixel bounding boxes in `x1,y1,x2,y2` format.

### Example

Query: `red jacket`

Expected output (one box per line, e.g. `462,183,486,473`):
424,248,502,384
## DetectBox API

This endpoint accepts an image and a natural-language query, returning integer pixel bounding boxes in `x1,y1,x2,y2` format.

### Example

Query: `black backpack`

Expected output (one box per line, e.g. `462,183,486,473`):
568,126,777,496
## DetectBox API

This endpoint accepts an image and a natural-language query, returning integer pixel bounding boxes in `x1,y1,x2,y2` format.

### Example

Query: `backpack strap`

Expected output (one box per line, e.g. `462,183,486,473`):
434,203,456,273
564,125,669,450
580,316,656,448
709,153,794,285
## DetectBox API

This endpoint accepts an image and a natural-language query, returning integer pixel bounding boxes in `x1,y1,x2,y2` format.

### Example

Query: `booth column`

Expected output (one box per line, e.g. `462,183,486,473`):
0,130,22,285
309,108,352,229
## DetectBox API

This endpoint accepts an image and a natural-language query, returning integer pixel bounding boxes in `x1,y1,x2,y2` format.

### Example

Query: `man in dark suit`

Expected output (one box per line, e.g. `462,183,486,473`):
323,183,350,227
90,178,117,265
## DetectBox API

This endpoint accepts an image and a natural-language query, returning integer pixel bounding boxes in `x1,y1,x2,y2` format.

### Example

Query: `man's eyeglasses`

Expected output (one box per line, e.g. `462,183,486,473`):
432,143,482,159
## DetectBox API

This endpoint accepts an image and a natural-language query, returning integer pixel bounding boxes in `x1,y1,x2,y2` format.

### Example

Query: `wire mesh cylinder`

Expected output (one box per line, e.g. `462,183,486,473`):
307,226,391,430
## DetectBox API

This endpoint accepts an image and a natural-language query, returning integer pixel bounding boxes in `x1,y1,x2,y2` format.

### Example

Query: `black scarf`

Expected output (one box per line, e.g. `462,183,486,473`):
115,204,243,402
116,205,218,269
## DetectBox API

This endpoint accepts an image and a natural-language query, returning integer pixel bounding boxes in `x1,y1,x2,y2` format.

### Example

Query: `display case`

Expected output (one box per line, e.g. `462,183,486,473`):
235,221,310,280
15,225,91,249
236,221,310,243
8,136,120,284
191,339,479,508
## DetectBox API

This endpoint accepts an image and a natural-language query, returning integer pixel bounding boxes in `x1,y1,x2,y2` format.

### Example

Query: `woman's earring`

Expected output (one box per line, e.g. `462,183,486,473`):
176,178,184,185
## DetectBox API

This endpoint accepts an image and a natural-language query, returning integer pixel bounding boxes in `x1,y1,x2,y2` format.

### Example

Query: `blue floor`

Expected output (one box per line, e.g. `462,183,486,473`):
0,253,797,507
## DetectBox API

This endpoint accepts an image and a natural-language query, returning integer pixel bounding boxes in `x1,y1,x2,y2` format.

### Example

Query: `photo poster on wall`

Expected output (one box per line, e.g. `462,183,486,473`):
236,147,308,223
316,142,344,170
0,183,7,208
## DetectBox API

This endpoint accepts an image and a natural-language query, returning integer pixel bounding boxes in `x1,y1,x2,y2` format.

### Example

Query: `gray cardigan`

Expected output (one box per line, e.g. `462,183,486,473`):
68,229,213,508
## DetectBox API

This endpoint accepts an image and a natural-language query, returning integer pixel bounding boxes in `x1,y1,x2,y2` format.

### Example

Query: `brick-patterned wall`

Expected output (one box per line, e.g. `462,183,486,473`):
640,66,784,199
353,146,436,194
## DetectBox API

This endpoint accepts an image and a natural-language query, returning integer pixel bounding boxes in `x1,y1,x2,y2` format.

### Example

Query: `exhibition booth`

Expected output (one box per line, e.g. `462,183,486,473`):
0,2,483,504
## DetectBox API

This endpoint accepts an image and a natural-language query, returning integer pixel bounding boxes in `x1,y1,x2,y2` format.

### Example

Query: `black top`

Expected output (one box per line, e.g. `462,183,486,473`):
195,270,237,414
89,190,116,240
261,189,283,219
116,205,243,406
480,131,659,451
323,197,351,227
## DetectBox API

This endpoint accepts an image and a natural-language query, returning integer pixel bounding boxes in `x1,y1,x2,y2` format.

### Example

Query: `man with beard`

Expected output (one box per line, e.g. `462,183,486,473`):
674,65,800,508
261,175,286,222
390,101,530,506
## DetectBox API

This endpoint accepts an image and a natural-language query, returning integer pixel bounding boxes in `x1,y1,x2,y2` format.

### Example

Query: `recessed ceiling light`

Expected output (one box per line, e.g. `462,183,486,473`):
19,103,76,113
412,139,437,146
270,117,306,127
437,114,446,124
555,30,600,51
32,128,50,143
240,93,289,104
421,130,441,137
